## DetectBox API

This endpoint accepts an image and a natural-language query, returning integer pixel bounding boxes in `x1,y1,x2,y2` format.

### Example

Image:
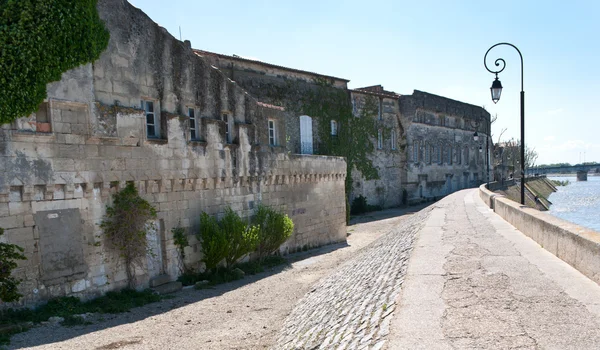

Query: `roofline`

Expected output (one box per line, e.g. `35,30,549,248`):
409,90,490,114
193,49,351,83
349,88,400,99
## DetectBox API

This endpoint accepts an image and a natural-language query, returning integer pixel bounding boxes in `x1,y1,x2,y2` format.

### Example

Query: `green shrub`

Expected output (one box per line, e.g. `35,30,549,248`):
100,183,157,289
253,205,294,262
220,207,259,268
197,212,228,272
0,0,110,124
350,195,368,215
171,223,189,273
0,228,27,303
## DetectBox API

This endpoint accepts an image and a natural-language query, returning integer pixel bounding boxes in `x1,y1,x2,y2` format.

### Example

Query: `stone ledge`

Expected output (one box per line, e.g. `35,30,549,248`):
479,184,600,286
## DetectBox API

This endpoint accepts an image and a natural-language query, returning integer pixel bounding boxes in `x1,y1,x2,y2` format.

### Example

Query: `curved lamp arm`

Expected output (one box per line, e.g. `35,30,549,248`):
484,42,524,92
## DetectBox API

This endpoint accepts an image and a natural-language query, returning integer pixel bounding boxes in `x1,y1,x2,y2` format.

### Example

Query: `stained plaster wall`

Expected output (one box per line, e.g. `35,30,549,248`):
349,91,406,208
0,0,346,307
399,90,492,202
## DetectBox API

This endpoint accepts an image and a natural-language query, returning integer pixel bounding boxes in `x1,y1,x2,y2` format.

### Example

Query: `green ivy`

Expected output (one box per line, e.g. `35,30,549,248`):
302,79,381,197
0,0,109,124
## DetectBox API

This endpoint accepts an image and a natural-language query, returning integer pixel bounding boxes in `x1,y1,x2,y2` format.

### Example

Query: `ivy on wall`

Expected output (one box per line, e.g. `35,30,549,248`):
0,0,109,124
302,79,382,195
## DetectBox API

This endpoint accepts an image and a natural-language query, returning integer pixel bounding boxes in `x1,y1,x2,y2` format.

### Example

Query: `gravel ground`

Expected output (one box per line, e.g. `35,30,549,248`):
8,206,426,350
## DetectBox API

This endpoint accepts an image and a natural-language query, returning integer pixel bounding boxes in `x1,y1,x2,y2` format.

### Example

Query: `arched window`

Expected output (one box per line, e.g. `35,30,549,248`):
425,143,430,164
448,144,453,165
457,144,462,165
412,140,419,163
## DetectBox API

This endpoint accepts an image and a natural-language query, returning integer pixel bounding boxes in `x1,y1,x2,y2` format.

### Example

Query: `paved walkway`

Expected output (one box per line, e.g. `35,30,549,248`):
276,189,600,349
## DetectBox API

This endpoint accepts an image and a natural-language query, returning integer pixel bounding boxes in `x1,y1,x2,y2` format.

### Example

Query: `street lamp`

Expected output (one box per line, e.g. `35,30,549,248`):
484,42,525,205
473,131,479,141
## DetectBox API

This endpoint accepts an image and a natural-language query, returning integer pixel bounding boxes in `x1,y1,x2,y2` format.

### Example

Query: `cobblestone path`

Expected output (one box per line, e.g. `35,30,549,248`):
274,208,431,349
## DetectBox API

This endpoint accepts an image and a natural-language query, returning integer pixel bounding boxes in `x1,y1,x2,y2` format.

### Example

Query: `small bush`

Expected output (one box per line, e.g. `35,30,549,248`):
253,205,294,262
171,223,189,273
220,207,259,268
350,195,368,215
350,195,382,215
197,212,228,273
0,228,27,303
61,315,90,327
100,183,157,289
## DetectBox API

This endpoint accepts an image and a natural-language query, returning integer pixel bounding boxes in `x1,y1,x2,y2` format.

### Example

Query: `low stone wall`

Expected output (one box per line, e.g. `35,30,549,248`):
479,184,600,285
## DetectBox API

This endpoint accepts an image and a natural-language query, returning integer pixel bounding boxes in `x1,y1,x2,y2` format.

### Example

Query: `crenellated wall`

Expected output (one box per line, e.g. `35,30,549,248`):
0,0,346,307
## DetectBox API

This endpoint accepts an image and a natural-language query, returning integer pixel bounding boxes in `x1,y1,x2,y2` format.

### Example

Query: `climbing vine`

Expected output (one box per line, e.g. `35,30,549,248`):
302,79,382,195
0,0,109,124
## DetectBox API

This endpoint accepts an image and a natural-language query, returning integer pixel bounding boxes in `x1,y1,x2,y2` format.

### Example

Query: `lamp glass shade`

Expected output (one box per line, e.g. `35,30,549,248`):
491,77,503,104
479,146,483,153
473,131,479,141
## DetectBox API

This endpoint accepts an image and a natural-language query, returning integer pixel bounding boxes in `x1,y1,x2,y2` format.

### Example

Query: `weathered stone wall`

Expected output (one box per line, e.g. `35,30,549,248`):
349,91,406,208
0,0,347,307
400,90,492,202
195,50,349,155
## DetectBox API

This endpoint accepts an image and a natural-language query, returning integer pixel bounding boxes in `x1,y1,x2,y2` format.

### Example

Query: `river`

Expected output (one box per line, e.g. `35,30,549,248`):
547,176,600,232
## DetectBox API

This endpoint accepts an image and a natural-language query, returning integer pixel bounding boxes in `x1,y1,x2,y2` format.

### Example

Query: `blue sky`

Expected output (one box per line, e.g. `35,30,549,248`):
129,0,599,165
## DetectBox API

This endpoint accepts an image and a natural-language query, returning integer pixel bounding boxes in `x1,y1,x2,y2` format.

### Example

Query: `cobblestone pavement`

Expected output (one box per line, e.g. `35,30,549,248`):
7,207,423,350
274,207,431,349
388,189,600,349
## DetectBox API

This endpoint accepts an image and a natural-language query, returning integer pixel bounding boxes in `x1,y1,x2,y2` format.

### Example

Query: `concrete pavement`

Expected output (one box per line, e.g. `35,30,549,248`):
388,189,600,349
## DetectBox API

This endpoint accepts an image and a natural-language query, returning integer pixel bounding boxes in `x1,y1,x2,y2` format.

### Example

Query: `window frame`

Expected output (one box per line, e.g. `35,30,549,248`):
188,107,198,141
142,99,158,138
331,119,338,136
268,119,277,146
391,128,396,150
377,129,383,150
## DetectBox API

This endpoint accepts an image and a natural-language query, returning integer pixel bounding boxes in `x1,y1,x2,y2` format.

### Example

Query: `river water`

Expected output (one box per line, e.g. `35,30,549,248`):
547,176,600,232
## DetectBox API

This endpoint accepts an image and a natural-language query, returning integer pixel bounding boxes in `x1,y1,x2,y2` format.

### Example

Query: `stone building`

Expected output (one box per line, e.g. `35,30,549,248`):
195,51,492,208
0,0,347,307
400,91,491,202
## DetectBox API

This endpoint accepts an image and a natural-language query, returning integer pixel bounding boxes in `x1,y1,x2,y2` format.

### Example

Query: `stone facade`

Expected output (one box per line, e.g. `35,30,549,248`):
401,90,491,202
0,0,347,307
349,87,406,208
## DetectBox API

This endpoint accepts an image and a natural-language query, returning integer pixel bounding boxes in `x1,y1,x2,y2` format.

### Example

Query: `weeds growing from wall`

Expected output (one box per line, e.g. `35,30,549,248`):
101,183,157,289
0,228,26,303
171,223,189,274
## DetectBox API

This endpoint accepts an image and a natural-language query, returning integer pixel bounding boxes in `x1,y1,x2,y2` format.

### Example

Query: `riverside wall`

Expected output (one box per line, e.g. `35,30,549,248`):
479,184,600,286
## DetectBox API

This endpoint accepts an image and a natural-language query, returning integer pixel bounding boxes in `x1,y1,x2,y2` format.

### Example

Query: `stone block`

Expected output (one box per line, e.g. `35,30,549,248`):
0,215,23,229
149,274,171,287
64,134,86,145
8,202,31,216
151,281,182,295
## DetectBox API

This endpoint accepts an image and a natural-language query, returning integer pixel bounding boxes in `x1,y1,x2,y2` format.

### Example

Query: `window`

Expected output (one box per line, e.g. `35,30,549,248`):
412,140,419,163
457,145,462,165
465,147,470,165
188,107,198,140
425,143,430,163
438,144,443,164
352,97,359,117
439,116,445,127
391,128,396,150
331,120,338,136
142,100,158,138
377,129,383,150
222,113,232,143
378,98,383,120
268,119,277,146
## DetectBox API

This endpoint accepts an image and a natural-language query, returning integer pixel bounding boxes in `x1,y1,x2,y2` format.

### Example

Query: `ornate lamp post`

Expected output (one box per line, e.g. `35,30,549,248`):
484,43,525,205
